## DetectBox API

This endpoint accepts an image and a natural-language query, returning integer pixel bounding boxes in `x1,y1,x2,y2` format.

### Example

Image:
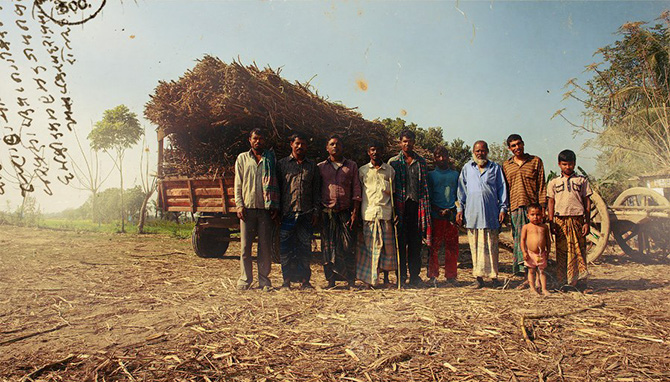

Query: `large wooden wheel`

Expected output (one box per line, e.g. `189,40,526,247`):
586,191,611,262
612,188,670,256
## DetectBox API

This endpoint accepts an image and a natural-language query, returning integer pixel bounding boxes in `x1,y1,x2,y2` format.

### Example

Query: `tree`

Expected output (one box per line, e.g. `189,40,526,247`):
137,129,157,234
82,186,145,225
381,118,445,155
488,141,510,166
444,138,471,170
380,118,471,170
555,13,670,182
88,105,143,232
68,123,114,226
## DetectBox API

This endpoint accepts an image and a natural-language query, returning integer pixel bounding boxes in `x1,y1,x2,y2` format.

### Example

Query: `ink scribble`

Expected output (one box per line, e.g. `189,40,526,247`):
34,0,107,27
0,2,77,197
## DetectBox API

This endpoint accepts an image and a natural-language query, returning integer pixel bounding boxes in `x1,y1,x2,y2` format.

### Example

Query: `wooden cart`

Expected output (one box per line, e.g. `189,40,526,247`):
156,138,279,259
585,188,670,261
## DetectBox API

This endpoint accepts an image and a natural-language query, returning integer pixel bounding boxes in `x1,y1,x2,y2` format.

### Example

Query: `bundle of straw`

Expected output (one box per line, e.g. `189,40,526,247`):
145,56,390,176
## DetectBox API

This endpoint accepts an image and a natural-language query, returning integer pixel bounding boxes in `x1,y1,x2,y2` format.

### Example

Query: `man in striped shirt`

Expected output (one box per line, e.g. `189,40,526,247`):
501,134,547,285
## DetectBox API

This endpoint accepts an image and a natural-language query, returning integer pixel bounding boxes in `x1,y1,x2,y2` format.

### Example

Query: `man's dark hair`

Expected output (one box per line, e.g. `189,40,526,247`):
506,134,523,147
558,149,576,163
368,141,383,150
249,128,264,138
288,132,307,143
433,146,449,158
328,134,342,143
527,202,543,212
399,129,416,140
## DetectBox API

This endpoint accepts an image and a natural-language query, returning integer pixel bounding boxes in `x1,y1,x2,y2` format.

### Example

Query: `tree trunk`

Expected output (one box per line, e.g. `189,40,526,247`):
119,155,125,233
137,186,155,234
91,190,100,227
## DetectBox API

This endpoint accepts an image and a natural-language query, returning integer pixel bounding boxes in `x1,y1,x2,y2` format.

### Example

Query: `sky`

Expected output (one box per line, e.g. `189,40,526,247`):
1,0,668,213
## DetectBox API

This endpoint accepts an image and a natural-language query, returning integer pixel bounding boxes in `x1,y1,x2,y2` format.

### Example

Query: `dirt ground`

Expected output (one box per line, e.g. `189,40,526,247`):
1,225,669,382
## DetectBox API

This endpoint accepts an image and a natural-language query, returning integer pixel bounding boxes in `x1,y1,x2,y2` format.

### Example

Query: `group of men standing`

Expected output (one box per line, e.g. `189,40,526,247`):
233,128,588,291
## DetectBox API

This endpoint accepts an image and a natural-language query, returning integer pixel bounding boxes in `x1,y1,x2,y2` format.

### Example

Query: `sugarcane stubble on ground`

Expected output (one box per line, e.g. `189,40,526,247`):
1,225,670,381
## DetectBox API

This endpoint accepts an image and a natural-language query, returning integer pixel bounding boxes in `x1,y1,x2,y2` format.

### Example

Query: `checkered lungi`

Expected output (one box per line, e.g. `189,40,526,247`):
555,215,589,284
322,209,355,281
428,217,459,279
356,219,397,285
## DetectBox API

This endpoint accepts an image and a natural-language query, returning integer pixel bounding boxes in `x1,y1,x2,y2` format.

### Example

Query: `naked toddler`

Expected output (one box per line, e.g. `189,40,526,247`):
520,203,551,296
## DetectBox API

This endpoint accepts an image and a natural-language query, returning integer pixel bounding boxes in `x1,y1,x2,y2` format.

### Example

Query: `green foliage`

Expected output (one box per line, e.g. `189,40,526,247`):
380,118,471,169
0,196,42,227
88,105,143,152
88,105,143,232
558,13,670,181
71,186,146,225
488,141,510,166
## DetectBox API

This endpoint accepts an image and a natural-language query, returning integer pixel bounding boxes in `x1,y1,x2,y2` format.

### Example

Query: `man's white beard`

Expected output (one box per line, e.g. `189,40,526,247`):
472,153,488,167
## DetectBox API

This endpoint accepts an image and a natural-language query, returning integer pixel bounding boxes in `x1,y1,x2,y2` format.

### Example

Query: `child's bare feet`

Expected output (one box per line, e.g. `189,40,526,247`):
530,287,541,296
541,289,550,297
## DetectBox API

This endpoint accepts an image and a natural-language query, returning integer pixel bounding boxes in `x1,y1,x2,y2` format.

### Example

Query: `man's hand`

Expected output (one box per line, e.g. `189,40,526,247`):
348,212,358,230
549,221,557,235
581,222,590,237
237,207,246,221
456,211,463,227
499,211,506,225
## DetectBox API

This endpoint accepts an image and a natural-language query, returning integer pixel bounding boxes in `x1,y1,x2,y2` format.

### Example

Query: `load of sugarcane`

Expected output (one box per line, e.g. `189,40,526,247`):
145,55,390,177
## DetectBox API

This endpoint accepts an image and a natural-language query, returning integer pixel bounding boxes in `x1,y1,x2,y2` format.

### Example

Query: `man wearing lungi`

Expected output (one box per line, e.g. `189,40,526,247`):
456,140,509,289
356,142,397,287
547,149,592,289
318,135,362,289
388,129,432,287
233,128,280,291
501,134,547,286
277,133,321,290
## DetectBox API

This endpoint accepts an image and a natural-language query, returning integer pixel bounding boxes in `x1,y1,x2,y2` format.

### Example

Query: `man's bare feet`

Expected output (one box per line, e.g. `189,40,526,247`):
541,289,550,297
530,287,541,296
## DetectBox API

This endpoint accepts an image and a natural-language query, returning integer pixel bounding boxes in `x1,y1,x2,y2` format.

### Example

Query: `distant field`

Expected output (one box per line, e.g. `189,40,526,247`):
35,218,195,238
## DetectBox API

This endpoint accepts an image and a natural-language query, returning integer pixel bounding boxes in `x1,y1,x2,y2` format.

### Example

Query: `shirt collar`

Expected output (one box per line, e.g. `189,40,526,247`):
506,153,532,164
469,159,492,168
327,157,346,165
368,161,387,169
289,154,310,163
560,172,576,179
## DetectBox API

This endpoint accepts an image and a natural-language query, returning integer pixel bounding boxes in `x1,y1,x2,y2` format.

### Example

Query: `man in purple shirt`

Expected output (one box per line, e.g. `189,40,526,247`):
318,134,362,289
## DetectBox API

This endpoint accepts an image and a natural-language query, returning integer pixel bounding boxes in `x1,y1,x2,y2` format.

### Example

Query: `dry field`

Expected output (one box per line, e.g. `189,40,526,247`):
1,225,669,381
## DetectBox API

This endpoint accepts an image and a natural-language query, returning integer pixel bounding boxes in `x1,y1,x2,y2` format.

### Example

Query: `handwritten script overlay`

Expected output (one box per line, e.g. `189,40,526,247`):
0,0,103,198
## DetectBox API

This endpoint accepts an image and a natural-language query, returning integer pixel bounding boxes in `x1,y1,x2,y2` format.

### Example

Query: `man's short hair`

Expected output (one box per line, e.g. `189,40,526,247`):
399,129,416,140
558,149,576,162
368,141,383,150
473,140,489,151
288,132,307,143
527,202,543,212
433,146,449,158
506,134,523,147
249,128,264,138
328,134,342,143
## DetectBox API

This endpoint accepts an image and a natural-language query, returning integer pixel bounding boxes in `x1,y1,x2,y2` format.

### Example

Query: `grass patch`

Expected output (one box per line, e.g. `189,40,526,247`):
35,218,194,238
